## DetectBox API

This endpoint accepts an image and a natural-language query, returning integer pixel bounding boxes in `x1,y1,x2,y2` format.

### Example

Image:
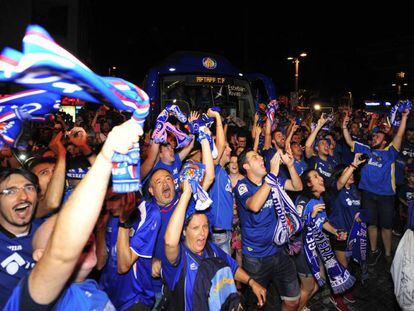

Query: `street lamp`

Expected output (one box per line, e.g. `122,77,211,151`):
287,52,307,92
108,66,117,76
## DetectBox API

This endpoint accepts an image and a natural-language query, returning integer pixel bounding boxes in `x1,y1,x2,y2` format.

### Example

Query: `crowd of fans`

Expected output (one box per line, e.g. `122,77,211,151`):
0,99,413,311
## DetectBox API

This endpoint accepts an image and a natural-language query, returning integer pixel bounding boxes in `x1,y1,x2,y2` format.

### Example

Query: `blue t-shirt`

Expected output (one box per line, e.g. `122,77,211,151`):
295,195,326,230
308,155,337,180
0,222,40,308
151,195,180,294
354,142,399,195
234,176,287,257
100,201,160,310
294,158,308,176
162,241,238,311
5,276,115,310
153,154,182,190
328,184,361,233
208,165,233,230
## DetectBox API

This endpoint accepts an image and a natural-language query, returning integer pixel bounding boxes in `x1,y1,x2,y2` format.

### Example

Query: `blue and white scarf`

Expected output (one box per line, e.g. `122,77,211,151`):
390,100,412,127
179,161,212,211
265,173,302,254
347,219,368,283
303,215,355,294
0,89,60,147
0,25,150,192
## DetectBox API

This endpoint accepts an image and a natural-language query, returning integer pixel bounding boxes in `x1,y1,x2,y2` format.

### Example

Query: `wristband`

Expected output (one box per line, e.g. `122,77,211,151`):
118,221,133,229
350,163,357,169
247,277,253,287
83,150,94,158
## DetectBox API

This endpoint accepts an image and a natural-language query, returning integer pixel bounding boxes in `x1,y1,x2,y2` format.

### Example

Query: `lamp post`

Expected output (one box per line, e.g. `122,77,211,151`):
287,52,307,92
108,66,117,76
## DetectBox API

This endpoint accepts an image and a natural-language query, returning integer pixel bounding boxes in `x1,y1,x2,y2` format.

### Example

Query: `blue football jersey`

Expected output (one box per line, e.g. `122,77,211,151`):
353,142,399,195
5,276,115,310
100,201,161,310
208,165,233,230
234,176,286,257
0,222,40,308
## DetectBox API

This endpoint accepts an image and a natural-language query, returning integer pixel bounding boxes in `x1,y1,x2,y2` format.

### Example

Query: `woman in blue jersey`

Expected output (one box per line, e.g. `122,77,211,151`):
328,154,365,269
294,169,347,311
162,181,267,311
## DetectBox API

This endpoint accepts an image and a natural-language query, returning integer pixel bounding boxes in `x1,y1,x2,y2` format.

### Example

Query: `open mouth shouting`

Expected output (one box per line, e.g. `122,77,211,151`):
13,201,33,222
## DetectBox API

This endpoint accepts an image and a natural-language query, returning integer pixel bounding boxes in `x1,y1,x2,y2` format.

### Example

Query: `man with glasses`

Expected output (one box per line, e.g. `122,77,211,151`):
0,168,40,308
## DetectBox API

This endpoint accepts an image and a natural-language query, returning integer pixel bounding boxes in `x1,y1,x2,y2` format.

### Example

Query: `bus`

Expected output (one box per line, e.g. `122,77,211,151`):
143,51,277,125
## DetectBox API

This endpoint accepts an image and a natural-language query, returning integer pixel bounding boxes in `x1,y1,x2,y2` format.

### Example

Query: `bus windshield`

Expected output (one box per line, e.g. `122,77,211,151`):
159,74,255,122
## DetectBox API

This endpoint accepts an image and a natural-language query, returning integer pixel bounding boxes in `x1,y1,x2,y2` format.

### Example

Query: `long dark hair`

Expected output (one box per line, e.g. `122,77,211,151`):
300,169,322,199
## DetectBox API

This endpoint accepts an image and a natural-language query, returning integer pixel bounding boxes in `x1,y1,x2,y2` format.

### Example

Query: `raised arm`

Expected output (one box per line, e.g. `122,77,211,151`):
69,127,96,164
208,109,225,164
253,125,262,153
36,132,66,218
178,135,195,161
336,153,365,190
28,120,142,305
264,118,272,150
285,123,299,154
164,181,192,264
246,152,280,212
342,112,355,150
140,142,160,180
95,211,109,271
116,193,139,274
393,109,410,150
251,113,259,139
200,128,215,191
305,114,327,159
281,151,303,191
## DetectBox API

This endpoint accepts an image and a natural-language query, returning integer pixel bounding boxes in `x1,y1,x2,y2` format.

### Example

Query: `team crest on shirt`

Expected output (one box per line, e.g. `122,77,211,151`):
151,221,157,231
238,184,248,196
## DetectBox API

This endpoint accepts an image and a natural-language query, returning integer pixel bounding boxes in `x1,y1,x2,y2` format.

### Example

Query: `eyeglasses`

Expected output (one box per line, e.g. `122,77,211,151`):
0,185,37,197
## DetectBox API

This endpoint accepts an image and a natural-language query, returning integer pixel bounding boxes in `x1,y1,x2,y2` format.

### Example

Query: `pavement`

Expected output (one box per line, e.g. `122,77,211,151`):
250,234,403,311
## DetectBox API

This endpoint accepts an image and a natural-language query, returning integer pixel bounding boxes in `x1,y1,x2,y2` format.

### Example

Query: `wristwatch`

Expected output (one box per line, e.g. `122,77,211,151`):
118,221,133,229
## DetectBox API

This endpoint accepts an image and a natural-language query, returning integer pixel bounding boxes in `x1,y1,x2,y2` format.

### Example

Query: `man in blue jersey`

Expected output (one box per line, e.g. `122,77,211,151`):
0,168,40,308
4,119,142,310
305,114,338,180
343,110,409,267
97,189,160,311
235,149,302,310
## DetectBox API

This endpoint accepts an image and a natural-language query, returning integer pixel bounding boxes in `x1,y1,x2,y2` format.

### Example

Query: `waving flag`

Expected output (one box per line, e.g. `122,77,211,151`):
0,89,60,147
0,24,150,192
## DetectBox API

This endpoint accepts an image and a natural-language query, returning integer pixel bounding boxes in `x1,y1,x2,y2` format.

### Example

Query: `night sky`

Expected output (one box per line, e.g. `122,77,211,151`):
2,2,414,106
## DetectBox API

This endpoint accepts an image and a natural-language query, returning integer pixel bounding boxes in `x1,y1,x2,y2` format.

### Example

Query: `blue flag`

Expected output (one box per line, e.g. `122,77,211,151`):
0,25,150,192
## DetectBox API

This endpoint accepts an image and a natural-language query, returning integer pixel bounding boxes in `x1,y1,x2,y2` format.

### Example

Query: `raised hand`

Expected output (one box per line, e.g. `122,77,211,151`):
280,150,294,167
100,119,143,162
68,127,88,147
188,111,200,123
311,204,325,218
207,108,220,118
342,113,350,128
270,150,282,175
352,153,366,167
48,131,66,157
